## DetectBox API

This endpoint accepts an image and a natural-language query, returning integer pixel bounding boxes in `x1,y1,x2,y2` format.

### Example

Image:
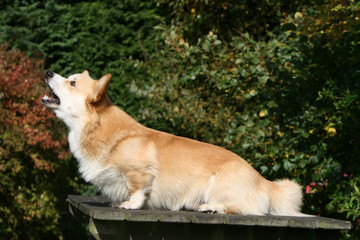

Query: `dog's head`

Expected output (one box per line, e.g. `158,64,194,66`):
42,70,112,122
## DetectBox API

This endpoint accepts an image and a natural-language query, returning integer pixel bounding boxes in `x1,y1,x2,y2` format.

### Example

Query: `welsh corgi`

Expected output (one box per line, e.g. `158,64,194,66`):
42,70,304,215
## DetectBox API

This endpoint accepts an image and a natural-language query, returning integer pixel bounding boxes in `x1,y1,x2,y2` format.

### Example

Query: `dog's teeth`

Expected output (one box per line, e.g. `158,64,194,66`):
43,95,48,99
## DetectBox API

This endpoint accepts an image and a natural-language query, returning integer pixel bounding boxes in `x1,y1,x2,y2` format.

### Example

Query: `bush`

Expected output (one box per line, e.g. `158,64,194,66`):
156,0,314,41
0,0,159,113
0,0,359,239
131,0,359,237
0,45,87,239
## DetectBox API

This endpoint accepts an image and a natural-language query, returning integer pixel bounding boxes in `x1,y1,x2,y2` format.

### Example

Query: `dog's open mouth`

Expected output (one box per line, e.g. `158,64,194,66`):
41,90,60,106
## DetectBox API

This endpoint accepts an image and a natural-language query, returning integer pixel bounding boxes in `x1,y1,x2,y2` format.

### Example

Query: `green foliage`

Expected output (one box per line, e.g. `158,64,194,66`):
0,0,359,239
156,0,314,41
0,0,159,112
327,177,360,221
131,0,360,237
0,0,157,72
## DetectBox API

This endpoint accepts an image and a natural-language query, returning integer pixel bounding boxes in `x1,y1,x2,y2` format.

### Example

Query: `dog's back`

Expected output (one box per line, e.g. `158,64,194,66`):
42,70,304,215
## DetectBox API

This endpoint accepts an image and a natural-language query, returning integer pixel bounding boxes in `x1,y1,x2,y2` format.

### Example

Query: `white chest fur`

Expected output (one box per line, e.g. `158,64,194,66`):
68,129,95,182
68,130,130,203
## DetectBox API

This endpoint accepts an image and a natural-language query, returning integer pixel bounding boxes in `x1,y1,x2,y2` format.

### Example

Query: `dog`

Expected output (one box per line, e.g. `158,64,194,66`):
42,70,304,215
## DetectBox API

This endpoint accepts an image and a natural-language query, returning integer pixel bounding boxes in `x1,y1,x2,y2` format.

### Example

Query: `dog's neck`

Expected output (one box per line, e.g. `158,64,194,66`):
65,104,144,162
55,109,89,136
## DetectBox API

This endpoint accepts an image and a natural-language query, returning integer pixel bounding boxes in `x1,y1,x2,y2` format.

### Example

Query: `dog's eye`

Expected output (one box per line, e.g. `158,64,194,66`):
70,81,76,87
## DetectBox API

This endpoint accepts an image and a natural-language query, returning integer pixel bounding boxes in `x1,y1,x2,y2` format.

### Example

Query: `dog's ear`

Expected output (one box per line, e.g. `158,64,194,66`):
82,70,90,76
90,73,112,103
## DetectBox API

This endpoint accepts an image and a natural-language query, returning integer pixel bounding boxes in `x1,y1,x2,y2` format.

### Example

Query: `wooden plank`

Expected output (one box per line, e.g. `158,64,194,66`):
67,195,352,230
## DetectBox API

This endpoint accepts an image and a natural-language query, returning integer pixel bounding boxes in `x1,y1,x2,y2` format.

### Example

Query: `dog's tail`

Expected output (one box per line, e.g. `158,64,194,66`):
268,179,308,216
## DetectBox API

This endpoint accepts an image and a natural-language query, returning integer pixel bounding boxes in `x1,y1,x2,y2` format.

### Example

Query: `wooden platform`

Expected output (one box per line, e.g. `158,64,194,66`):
67,195,351,240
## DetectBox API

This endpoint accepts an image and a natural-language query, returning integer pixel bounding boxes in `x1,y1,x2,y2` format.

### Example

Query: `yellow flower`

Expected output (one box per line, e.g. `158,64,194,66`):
309,129,315,134
259,110,268,118
191,8,196,13
324,124,336,137
277,131,284,137
326,127,336,136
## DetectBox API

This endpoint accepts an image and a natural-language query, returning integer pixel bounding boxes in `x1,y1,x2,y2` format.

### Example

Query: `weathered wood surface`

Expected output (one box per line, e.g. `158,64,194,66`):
67,195,351,240
67,195,351,229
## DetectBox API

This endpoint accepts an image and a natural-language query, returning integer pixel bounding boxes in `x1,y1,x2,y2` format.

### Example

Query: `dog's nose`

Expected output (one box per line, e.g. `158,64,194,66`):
45,70,54,79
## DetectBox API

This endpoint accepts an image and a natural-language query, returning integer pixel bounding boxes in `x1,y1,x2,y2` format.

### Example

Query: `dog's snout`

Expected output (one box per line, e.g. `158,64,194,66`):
45,70,54,79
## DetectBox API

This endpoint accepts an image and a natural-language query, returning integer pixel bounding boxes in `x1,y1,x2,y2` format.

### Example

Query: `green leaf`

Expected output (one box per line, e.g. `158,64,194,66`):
260,166,268,174
214,40,222,45
256,129,265,138
354,183,359,194
202,40,210,51
272,163,281,172
309,156,319,164
259,75,269,84
237,126,246,134
246,120,254,127
283,160,292,170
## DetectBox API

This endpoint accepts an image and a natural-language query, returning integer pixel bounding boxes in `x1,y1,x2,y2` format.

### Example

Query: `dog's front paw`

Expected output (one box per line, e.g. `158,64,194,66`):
119,200,142,210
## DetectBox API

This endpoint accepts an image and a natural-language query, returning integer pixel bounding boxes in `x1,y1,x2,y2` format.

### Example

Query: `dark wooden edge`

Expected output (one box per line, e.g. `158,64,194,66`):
67,195,352,230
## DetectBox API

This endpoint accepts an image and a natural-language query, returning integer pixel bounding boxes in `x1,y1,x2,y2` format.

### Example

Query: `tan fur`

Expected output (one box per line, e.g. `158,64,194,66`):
42,71,305,215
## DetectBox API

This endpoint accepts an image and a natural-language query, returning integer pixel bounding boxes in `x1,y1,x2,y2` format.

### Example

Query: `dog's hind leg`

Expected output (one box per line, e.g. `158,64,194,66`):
197,203,225,214
201,160,270,215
